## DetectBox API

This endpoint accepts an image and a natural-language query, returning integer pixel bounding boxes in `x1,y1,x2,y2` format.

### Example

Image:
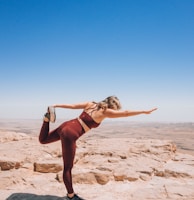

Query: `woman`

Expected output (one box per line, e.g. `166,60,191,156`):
39,96,157,200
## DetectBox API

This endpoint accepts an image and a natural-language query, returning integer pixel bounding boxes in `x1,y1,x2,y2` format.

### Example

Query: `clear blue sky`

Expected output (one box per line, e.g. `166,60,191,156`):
0,0,193,122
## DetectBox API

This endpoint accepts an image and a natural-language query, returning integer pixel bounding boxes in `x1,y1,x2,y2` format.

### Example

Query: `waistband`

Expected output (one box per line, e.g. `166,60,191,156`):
77,117,90,133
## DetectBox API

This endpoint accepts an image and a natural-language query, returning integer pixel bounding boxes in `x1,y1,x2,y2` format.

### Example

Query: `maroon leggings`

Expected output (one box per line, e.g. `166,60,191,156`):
39,119,85,194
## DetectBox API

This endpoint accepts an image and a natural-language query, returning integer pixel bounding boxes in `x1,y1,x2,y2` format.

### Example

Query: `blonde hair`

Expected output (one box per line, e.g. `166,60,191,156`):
97,96,121,110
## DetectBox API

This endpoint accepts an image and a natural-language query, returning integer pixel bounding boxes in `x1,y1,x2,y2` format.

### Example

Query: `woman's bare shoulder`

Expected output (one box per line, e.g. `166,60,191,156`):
85,101,97,109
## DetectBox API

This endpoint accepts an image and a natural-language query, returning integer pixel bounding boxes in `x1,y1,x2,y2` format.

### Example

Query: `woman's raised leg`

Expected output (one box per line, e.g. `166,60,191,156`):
39,119,60,144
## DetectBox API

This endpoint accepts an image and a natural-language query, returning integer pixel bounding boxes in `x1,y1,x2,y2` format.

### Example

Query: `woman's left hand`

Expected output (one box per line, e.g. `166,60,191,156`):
144,108,158,114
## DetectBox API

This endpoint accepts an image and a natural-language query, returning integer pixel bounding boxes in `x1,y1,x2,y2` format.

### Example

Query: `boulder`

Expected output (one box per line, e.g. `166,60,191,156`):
57,169,110,185
0,158,21,170
113,168,139,182
34,160,63,173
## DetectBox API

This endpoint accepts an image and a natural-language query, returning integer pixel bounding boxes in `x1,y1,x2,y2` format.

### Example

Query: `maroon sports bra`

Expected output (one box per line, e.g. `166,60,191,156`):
79,111,100,129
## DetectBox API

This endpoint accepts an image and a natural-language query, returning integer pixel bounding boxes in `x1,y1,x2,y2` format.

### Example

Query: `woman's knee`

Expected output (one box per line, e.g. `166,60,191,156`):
39,137,47,144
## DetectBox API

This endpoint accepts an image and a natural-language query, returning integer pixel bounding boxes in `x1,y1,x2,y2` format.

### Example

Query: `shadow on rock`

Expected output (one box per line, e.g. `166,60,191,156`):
6,193,65,200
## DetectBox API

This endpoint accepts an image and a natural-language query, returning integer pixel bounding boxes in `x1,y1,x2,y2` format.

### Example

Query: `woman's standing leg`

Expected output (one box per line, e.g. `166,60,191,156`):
60,134,76,195
59,119,84,197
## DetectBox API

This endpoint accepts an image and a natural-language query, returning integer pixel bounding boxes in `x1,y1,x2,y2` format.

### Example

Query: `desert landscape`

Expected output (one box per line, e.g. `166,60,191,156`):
0,119,194,200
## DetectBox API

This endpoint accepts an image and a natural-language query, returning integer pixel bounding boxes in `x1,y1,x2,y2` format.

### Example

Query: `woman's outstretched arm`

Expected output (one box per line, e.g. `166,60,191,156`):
104,108,158,118
53,102,90,109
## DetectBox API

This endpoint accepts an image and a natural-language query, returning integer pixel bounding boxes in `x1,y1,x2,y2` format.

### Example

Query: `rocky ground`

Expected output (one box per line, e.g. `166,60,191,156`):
0,125,194,200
